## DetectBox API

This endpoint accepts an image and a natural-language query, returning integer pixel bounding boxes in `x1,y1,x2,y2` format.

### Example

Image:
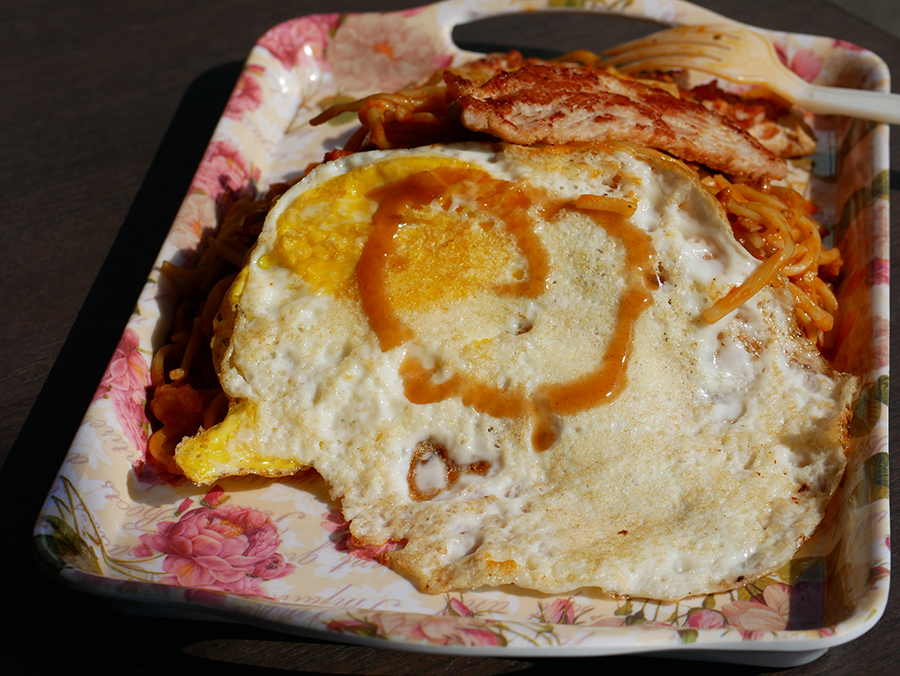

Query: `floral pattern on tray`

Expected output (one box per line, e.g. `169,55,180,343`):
34,0,890,662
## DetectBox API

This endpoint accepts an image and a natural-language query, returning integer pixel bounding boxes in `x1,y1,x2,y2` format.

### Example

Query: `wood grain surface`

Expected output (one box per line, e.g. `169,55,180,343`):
2,1,897,674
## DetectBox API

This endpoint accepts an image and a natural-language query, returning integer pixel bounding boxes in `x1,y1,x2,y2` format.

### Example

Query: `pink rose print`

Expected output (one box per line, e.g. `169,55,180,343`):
223,64,265,121
871,564,889,582
190,140,259,209
398,7,428,18
92,328,150,452
791,49,824,83
202,484,228,508
328,14,451,92
372,612,504,647
774,43,823,83
534,598,579,624
442,596,475,618
590,616,628,627
117,396,151,455
685,608,727,629
722,598,786,636
134,497,295,596
721,582,824,636
833,39,866,53
321,509,403,560
93,327,149,404
872,258,889,286
258,14,340,70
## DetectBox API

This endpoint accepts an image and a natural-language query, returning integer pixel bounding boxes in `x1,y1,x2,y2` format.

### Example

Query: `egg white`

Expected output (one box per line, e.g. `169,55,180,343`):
176,142,855,600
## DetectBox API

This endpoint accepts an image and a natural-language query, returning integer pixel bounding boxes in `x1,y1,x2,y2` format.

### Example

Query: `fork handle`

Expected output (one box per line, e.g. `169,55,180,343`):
795,86,900,125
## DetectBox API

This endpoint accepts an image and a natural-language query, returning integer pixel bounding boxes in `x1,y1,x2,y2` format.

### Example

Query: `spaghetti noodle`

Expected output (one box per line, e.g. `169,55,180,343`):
701,174,841,346
310,85,462,151
146,182,295,477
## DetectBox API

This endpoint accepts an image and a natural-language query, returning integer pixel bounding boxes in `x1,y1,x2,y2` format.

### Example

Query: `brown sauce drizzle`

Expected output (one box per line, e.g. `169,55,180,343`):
358,166,548,351
538,205,658,415
407,439,491,502
359,165,658,453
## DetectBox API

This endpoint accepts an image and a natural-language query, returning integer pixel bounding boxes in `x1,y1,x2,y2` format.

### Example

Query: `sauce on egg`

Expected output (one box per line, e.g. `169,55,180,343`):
353,162,657,451
175,144,857,600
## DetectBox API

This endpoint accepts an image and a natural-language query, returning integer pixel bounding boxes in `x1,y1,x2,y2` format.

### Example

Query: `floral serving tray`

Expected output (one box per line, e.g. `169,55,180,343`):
33,0,890,666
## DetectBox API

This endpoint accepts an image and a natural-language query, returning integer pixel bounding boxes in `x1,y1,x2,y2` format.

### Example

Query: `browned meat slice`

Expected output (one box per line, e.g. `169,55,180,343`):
685,82,816,158
445,63,787,180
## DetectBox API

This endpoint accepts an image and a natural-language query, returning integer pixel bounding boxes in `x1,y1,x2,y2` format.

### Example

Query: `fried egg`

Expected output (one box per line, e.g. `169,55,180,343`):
175,142,855,601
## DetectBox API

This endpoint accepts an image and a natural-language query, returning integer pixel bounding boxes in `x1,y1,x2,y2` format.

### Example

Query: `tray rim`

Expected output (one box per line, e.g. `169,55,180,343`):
32,0,891,664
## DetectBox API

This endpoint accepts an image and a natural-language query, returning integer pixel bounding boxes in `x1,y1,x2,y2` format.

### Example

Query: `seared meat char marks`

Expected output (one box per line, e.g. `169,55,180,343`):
446,63,786,180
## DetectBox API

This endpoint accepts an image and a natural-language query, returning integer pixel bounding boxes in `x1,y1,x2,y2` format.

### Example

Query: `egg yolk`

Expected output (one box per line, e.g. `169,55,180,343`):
259,155,523,307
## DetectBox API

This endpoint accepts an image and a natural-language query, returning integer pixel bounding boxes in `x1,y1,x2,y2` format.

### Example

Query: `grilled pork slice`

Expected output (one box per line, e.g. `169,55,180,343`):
446,63,787,180
685,82,817,159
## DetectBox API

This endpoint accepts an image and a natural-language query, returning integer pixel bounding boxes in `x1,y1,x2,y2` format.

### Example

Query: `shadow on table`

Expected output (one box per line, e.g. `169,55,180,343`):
5,59,242,675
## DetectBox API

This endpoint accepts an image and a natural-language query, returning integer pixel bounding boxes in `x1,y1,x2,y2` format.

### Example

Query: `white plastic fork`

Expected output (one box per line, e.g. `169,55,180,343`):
600,23,900,125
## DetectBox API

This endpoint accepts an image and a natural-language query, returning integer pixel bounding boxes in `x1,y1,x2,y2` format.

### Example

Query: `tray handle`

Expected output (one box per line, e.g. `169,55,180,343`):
435,0,743,35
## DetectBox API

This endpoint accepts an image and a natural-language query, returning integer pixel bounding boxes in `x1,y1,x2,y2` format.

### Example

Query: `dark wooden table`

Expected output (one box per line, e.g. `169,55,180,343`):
3,1,897,674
